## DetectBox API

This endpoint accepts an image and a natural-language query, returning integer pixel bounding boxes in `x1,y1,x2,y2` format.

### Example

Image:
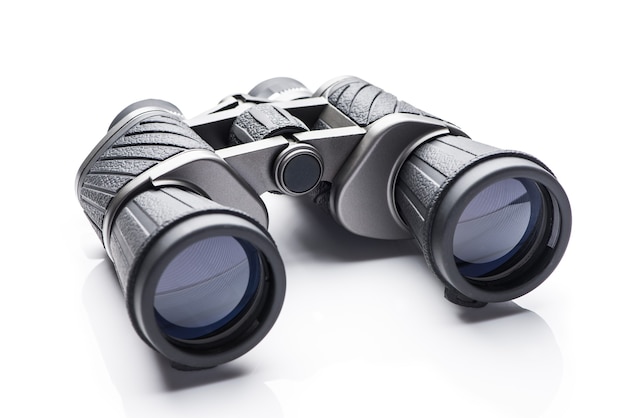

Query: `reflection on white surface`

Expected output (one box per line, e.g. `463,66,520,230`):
83,261,284,418
82,197,562,418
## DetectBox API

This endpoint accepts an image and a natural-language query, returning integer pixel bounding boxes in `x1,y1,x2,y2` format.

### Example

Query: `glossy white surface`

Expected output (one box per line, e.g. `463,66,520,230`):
2,1,624,416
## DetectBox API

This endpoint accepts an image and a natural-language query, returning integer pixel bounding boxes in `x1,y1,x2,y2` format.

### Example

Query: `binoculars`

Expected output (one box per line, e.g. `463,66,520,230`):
76,76,571,370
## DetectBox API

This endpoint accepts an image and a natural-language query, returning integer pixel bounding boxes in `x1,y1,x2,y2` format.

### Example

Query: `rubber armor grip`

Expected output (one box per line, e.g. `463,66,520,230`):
230,103,308,145
325,77,442,126
78,112,212,243
394,135,502,256
311,77,449,211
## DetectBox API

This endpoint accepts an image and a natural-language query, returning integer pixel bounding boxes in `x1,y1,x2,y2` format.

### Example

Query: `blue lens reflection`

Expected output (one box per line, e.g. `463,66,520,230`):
154,236,261,340
453,178,542,278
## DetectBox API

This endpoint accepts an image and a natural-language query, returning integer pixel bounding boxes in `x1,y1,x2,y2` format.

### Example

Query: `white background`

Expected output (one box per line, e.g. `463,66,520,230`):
2,1,624,416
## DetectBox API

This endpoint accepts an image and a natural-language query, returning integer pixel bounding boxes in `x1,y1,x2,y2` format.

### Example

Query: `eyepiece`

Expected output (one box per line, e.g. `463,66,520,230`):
108,99,183,130
248,77,312,101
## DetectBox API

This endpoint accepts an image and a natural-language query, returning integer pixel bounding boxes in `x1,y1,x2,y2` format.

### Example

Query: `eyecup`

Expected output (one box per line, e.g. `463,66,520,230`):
248,77,312,101
108,99,183,130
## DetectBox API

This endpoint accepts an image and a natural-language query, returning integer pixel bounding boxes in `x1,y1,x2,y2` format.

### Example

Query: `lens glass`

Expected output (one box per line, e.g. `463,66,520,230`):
154,236,261,340
453,178,543,279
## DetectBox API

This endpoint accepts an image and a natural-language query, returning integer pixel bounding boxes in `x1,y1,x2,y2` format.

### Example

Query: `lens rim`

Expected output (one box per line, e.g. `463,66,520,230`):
130,212,286,369
429,155,571,303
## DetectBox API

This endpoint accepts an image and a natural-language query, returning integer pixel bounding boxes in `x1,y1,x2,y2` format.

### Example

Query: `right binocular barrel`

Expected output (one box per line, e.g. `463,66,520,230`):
323,78,571,305
395,135,571,305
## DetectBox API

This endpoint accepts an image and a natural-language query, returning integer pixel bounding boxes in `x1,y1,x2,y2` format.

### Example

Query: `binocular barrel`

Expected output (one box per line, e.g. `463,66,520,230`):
76,76,571,369
395,135,570,306
76,104,285,369
318,77,572,307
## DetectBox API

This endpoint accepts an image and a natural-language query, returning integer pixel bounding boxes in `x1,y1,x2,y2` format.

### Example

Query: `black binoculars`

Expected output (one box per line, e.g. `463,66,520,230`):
76,76,571,370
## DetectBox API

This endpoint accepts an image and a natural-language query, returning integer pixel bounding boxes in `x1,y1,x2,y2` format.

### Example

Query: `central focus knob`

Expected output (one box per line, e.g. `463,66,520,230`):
274,144,323,196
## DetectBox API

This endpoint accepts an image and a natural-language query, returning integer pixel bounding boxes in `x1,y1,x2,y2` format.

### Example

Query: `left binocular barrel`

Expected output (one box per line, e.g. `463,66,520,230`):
76,101,285,369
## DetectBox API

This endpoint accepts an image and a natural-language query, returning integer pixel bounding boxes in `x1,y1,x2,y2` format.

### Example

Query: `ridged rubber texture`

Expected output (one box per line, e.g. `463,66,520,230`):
325,78,443,127
109,186,235,297
78,112,212,243
394,135,503,271
309,78,448,210
229,103,308,145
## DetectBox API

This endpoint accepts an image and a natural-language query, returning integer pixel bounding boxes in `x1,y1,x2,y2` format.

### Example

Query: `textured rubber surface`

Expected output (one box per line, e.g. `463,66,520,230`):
310,78,447,210
109,187,229,295
78,112,212,243
394,135,501,269
230,103,308,145
325,78,442,127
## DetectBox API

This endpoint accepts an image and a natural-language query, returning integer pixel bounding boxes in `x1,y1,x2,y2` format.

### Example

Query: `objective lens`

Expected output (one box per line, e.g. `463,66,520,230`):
453,178,543,279
154,236,261,340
